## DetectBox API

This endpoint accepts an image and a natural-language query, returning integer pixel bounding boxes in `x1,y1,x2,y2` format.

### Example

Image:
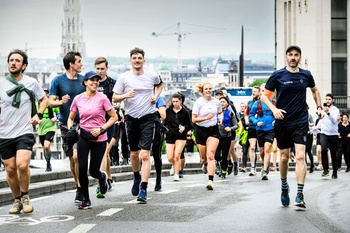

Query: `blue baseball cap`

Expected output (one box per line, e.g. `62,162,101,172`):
83,71,102,81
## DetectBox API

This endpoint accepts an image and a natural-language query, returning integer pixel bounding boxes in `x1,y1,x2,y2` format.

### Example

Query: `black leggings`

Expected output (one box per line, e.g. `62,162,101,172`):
305,133,314,167
341,141,350,166
77,137,106,201
215,137,231,172
152,126,164,181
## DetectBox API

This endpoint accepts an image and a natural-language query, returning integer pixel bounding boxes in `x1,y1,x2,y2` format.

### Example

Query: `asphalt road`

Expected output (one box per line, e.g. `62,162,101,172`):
0,170,349,233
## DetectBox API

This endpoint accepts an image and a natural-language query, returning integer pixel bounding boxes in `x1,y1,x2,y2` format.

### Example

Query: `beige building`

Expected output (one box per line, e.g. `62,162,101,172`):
275,0,348,113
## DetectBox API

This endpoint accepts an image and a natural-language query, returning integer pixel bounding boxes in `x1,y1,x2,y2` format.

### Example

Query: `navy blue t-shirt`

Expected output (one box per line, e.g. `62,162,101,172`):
265,67,315,126
50,73,85,123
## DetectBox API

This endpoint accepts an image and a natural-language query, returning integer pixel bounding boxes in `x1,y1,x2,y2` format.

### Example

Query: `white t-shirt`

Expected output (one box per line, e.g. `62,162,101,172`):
192,97,222,127
113,71,162,118
0,75,45,138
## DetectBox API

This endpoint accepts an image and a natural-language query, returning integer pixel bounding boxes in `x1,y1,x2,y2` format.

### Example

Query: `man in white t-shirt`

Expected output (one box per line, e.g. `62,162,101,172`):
113,47,163,204
0,49,47,214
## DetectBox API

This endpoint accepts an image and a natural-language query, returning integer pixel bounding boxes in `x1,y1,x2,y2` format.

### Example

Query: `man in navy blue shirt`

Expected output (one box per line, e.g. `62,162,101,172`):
261,45,322,209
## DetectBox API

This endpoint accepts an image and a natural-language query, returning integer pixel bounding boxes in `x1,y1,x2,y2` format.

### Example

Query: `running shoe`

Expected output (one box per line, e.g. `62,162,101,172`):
173,174,180,181
75,188,84,204
215,165,221,176
332,172,338,179
316,164,323,171
233,164,239,176
249,171,256,176
9,199,23,214
321,172,329,177
206,180,213,190
21,195,34,213
202,164,208,174
240,167,247,173
345,167,350,172
131,179,141,196
96,186,105,198
78,200,92,210
169,165,174,175
294,193,306,208
179,171,184,178
261,170,268,180
99,171,108,195
154,180,161,191
227,164,233,175
45,163,52,172
137,189,147,203
221,174,226,179
281,185,290,207
107,179,113,191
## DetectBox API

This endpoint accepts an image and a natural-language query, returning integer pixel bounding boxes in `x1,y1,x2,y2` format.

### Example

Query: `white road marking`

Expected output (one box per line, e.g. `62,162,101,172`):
157,189,179,194
185,184,203,187
68,224,95,233
31,196,52,202
97,208,123,216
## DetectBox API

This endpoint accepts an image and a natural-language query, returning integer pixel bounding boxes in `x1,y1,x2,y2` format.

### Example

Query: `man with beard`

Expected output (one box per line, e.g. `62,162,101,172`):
0,49,48,214
261,45,322,209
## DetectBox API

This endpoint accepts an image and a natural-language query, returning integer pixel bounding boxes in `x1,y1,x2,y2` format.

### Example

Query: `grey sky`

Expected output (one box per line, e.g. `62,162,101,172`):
0,0,275,59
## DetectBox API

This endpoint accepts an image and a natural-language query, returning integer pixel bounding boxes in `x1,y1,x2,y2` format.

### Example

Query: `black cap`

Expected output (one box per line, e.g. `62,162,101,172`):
286,45,301,55
215,90,223,95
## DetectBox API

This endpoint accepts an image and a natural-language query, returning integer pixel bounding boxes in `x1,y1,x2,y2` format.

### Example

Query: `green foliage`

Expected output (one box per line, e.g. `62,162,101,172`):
249,79,268,87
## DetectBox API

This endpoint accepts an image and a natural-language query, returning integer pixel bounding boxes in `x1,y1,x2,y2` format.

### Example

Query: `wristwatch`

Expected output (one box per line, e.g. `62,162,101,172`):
37,112,43,119
100,127,106,134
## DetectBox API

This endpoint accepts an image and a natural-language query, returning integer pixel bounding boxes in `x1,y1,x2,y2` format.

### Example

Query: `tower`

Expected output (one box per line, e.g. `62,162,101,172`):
60,0,86,59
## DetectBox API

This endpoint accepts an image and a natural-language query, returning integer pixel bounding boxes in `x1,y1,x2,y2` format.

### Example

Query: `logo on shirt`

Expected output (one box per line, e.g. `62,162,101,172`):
300,79,303,83
283,81,293,85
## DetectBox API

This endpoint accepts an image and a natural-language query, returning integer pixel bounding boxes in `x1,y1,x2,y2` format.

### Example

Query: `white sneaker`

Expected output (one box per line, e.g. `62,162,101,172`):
21,195,34,213
9,199,23,214
316,164,323,171
206,180,213,190
169,165,174,175
173,174,180,181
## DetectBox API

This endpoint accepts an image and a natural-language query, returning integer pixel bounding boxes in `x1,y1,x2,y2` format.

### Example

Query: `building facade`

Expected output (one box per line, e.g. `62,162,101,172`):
275,0,349,112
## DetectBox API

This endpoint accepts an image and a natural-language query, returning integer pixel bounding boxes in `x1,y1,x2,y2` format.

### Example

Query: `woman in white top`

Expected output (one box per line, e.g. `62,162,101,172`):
192,83,223,190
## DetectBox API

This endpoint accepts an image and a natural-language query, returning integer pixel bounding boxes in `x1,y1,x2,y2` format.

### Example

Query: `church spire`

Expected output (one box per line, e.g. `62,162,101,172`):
60,0,86,59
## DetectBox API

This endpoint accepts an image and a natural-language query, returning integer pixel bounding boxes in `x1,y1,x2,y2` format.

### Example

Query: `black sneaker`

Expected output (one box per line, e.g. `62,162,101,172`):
233,164,238,176
45,163,52,172
321,171,329,177
107,179,113,191
78,200,92,210
154,180,162,191
99,171,108,195
227,164,233,175
332,172,338,179
131,179,141,196
75,188,84,204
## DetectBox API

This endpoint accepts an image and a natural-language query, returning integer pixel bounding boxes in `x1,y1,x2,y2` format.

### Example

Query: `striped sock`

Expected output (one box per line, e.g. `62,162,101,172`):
297,183,304,195
281,178,288,190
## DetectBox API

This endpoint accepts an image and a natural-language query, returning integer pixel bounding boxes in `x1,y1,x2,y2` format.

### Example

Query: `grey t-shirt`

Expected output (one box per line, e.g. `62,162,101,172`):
113,71,162,118
0,75,45,138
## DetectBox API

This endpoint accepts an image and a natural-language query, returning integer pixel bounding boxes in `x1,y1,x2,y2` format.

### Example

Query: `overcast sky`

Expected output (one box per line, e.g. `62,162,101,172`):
0,0,275,60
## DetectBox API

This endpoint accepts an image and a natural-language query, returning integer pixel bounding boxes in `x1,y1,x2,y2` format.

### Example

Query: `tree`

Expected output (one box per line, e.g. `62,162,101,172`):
249,79,268,87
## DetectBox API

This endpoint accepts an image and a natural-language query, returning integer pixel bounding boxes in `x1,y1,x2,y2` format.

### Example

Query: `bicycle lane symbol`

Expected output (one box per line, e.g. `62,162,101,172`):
0,215,75,226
